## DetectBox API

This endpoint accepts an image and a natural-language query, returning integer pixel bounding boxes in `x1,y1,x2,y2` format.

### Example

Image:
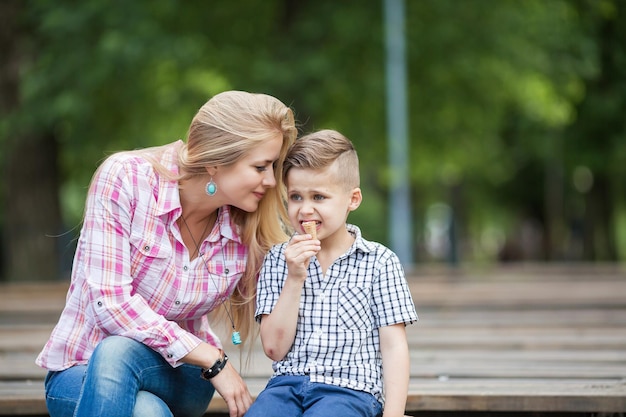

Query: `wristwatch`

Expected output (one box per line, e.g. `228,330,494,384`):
200,351,228,380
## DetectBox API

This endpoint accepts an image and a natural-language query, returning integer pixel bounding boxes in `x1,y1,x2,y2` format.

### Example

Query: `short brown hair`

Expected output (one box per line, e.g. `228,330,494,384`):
283,129,360,190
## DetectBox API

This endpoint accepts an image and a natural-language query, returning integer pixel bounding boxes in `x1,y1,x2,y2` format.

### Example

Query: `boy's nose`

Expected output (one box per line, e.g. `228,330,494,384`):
300,200,315,214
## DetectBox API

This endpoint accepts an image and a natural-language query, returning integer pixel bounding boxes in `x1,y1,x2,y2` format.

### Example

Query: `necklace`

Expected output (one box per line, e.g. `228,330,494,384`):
180,210,241,345
186,216,212,260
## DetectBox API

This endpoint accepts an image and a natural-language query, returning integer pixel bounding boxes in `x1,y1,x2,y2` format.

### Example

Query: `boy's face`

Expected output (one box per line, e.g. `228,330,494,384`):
286,164,361,241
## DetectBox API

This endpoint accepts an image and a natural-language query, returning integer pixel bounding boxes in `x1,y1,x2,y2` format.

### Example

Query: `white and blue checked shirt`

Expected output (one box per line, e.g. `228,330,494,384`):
255,224,418,405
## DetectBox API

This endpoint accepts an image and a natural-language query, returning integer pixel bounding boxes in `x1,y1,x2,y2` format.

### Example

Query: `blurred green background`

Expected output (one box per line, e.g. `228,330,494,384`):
1,0,625,282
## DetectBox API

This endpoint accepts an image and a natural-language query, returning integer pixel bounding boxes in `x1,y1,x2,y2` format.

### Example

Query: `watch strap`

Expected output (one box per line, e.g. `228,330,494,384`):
200,352,228,380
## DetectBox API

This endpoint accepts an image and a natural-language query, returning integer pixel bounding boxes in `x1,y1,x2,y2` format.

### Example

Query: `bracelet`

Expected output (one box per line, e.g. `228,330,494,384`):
200,351,228,380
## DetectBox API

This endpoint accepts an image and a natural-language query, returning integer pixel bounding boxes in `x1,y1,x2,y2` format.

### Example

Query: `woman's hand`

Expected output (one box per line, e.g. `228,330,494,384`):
182,343,252,417
209,362,252,417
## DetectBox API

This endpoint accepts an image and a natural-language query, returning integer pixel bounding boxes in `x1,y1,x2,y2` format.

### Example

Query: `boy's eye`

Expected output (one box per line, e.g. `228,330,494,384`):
289,194,302,201
313,194,325,201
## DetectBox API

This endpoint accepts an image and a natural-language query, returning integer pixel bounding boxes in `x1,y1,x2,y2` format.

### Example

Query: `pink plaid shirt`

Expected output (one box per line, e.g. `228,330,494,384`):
36,141,248,370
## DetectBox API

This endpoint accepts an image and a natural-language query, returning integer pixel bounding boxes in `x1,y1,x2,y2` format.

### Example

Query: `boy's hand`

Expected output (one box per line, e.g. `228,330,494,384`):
284,233,320,280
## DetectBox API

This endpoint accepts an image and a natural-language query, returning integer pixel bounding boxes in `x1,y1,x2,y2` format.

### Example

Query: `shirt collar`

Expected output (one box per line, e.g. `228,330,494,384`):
155,140,183,217
213,205,242,244
345,224,377,254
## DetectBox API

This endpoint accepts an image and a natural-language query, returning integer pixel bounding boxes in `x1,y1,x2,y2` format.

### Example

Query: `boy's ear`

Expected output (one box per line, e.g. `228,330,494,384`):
348,187,362,212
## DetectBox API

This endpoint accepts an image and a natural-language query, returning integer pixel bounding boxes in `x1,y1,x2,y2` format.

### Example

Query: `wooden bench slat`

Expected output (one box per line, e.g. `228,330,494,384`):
1,267,625,415
406,378,626,412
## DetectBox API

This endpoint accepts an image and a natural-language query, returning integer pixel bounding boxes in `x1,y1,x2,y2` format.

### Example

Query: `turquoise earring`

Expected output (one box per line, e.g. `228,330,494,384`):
205,178,217,196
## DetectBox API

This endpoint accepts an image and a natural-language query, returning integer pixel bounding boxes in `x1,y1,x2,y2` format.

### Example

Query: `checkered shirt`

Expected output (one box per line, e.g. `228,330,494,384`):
255,224,418,404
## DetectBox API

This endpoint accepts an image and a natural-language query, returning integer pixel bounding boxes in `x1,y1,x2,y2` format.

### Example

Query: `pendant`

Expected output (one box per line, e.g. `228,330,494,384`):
231,331,241,345
205,178,217,196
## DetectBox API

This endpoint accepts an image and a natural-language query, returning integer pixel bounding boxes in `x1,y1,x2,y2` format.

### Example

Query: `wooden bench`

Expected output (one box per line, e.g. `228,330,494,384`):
1,264,625,416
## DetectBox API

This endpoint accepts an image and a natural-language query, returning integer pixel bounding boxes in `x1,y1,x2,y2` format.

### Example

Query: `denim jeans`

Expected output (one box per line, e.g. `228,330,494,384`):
244,375,382,417
44,336,215,417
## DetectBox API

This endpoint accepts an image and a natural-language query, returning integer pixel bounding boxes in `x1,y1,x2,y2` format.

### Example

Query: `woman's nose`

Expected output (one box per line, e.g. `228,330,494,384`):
263,169,277,187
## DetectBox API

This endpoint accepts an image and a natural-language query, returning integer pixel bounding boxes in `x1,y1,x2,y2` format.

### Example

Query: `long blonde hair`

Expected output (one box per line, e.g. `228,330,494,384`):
130,91,297,344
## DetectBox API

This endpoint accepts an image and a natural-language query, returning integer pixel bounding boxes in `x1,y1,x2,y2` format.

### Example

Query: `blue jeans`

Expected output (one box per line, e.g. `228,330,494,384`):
44,336,215,417
244,375,382,417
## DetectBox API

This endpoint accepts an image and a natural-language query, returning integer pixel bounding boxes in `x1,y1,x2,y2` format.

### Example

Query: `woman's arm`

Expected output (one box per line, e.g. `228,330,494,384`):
379,323,410,417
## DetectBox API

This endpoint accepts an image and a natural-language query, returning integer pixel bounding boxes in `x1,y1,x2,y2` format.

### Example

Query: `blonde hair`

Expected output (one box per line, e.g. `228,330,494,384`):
283,129,360,191
117,91,297,344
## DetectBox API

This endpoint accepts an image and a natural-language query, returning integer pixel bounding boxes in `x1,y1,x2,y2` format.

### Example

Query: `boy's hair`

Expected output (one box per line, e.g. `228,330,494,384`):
283,129,360,190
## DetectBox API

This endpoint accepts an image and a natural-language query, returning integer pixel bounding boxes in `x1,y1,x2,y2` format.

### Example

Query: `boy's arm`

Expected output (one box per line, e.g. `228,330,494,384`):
259,234,320,361
379,323,410,417
259,275,304,361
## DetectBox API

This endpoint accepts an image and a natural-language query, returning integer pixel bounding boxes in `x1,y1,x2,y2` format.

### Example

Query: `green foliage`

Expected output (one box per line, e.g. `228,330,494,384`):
6,0,625,261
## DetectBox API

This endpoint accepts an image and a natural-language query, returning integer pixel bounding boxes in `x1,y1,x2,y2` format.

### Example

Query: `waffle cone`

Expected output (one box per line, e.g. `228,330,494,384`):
302,221,317,239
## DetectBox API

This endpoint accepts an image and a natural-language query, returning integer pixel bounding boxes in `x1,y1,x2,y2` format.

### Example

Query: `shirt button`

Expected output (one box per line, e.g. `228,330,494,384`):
183,266,188,271
317,328,323,336
143,245,150,251
167,354,173,358
97,301,103,307
175,300,181,305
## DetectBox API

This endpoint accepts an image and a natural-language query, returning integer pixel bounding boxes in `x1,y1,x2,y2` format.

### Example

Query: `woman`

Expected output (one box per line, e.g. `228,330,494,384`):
36,91,297,417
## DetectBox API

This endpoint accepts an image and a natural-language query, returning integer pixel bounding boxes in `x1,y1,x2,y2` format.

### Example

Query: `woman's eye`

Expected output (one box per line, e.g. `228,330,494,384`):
256,166,267,172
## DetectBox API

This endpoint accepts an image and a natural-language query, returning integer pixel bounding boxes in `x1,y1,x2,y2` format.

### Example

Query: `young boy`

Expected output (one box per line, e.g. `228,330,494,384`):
245,130,418,417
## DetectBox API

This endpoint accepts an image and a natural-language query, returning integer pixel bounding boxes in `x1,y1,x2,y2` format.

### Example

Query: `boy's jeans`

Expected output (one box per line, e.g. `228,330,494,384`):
44,335,215,417
244,375,382,417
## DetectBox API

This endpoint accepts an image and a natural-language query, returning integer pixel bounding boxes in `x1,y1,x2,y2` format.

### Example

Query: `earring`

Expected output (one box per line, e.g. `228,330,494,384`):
205,178,217,196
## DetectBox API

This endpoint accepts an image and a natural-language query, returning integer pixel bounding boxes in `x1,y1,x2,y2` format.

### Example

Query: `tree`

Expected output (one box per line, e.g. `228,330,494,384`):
564,0,626,261
1,0,63,281
2,0,624,282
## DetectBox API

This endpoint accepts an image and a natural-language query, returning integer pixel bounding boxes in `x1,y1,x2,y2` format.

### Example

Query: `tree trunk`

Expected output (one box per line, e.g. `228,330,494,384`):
583,174,618,261
0,1,63,281
544,136,565,261
567,0,625,262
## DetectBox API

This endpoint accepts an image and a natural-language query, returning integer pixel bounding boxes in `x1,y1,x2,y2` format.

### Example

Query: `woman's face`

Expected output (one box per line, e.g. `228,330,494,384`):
214,134,283,212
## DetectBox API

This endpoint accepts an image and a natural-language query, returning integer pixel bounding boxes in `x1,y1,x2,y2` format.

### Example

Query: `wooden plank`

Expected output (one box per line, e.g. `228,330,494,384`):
406,378,626,412
407,326,626,348
411,280,626,308
0,326,54,351
416,308,626,327
3,377,624,416
0,381,48,416
1,266,625,415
